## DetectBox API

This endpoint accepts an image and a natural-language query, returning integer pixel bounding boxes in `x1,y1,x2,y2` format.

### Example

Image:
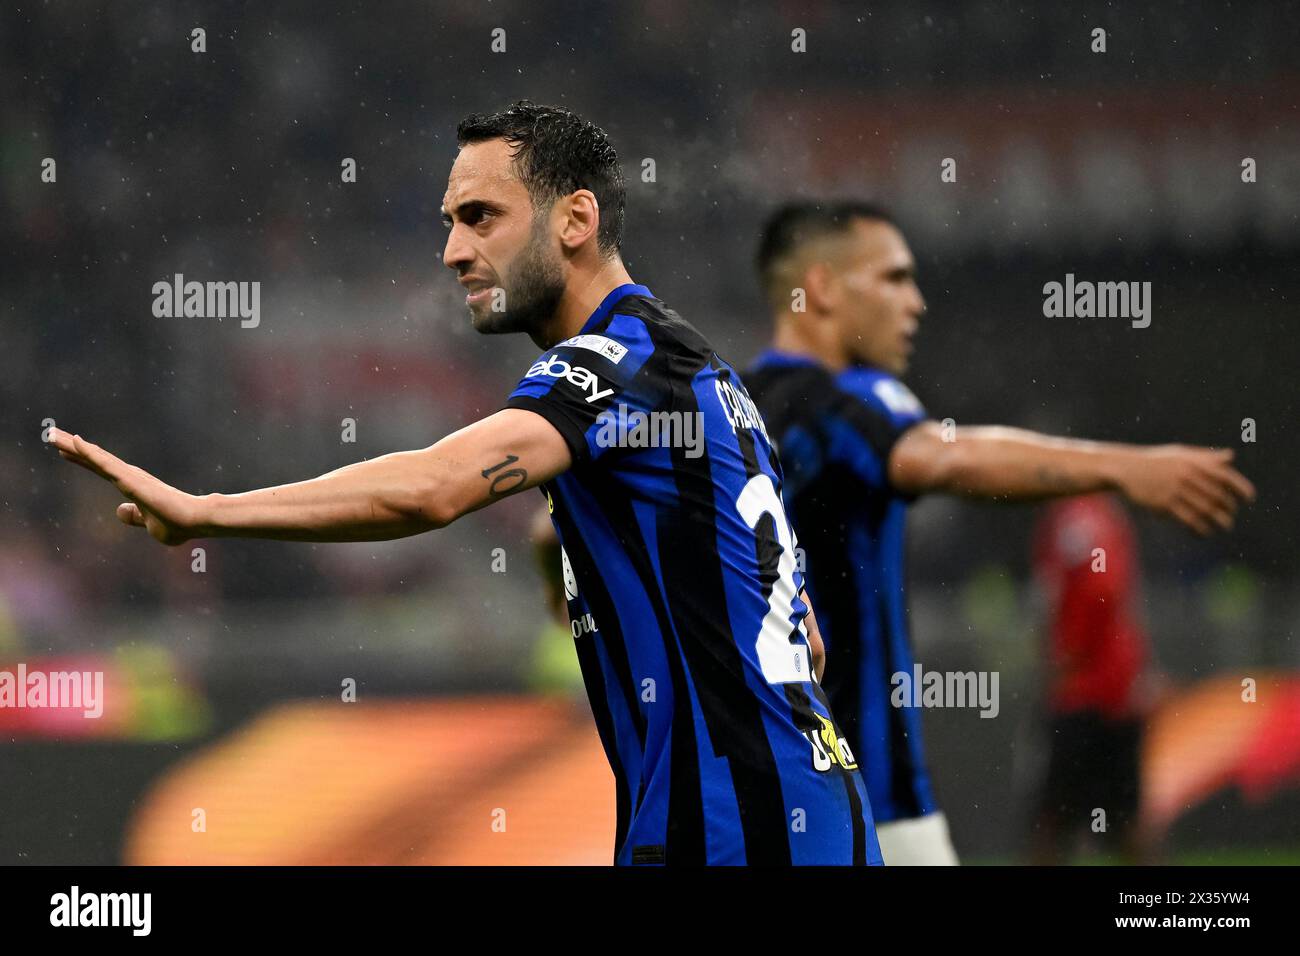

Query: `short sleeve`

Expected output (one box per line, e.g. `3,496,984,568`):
826,368,930,495
503,315,659,464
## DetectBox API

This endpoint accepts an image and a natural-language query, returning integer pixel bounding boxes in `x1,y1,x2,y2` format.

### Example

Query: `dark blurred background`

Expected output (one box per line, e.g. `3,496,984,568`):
1,1,1297,864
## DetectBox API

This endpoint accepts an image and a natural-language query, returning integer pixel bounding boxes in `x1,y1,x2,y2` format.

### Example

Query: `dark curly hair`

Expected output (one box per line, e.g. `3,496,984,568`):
457,100,626,258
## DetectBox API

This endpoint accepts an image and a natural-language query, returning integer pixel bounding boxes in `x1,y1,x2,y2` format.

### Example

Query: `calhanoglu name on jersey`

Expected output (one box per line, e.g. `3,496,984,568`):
714,379,771,441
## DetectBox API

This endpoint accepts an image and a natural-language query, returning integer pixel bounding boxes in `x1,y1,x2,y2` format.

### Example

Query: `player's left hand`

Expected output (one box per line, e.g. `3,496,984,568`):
1116,445,1256,536
48,427,202,546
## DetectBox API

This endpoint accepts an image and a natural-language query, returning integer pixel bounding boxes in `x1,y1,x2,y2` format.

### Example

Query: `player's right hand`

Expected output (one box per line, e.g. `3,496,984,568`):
1117,445,1256,536
49,427,202,546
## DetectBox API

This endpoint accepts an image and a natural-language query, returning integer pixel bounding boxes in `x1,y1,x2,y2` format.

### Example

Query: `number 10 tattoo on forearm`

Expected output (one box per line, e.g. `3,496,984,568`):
483,454,528,497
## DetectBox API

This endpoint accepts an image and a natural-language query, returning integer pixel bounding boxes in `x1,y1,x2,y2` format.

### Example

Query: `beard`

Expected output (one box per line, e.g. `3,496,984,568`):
470,219,566,337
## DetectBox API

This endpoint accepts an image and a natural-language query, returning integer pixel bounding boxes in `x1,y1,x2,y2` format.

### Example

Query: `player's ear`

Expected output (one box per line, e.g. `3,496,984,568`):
558,189,600,253
804,261,841,313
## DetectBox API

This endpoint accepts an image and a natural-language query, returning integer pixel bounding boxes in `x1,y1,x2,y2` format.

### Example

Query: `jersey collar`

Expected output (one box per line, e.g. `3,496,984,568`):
750,348,824,371
579,283,653,335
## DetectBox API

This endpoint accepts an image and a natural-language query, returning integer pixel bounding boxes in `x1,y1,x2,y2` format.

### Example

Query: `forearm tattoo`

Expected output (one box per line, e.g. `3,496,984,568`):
482,454,528,497
1034,465,1084,494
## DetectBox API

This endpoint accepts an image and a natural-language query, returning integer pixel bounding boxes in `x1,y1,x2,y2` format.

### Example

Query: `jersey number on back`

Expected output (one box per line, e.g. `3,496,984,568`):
735,474,811,683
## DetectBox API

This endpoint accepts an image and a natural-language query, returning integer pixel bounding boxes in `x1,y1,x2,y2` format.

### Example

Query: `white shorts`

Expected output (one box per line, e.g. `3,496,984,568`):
874,811,960,866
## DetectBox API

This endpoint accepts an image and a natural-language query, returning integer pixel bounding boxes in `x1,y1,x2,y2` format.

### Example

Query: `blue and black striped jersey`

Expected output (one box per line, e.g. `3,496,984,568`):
744,350,937,824
505,285,882,865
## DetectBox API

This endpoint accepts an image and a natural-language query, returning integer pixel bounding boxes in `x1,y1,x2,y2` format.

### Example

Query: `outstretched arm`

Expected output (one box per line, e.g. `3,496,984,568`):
888,422,1255,535
49,409,572,545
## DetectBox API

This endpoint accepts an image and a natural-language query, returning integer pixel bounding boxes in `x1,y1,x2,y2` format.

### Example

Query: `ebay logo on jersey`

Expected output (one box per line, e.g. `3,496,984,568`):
527,355,615,404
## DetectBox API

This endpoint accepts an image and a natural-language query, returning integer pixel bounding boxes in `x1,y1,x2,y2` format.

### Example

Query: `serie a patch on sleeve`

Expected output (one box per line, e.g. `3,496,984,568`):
871,378,924,417
558,333,629,364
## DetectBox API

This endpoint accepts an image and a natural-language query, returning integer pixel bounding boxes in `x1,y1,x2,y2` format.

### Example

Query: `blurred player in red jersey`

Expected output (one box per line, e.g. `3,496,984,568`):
1029,493,1166,864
